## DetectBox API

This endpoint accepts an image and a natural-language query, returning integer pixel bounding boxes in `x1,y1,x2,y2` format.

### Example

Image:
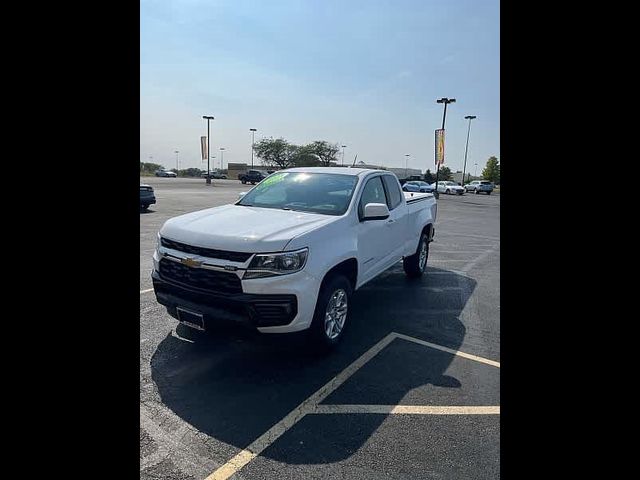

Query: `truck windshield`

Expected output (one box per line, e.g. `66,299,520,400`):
237,172,359,215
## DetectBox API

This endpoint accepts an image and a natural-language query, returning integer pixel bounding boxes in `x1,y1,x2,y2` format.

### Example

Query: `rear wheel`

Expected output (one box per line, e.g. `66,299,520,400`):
446,189,451,194
308,275,352,350
403,233,429,278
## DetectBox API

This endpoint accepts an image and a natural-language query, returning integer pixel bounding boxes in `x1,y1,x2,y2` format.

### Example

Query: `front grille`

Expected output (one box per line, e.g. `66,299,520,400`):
161,237,252,263
159,259,242,294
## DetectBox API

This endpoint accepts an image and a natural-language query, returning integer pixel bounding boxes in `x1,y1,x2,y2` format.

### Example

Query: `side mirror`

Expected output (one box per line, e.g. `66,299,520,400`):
362,202,390,221
238,192,247,200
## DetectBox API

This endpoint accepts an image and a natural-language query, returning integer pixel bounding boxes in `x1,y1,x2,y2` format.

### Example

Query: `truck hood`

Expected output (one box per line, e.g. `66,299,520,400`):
160,204,338,254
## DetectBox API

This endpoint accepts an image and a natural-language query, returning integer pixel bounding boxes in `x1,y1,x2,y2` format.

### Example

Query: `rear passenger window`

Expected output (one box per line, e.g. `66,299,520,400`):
382,175,402,210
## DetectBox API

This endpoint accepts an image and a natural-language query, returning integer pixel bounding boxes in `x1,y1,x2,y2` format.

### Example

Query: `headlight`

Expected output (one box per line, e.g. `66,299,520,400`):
244,248,308,279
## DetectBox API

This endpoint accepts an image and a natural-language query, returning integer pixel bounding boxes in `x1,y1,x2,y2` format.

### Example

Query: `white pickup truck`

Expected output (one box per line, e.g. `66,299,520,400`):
152,167,437,349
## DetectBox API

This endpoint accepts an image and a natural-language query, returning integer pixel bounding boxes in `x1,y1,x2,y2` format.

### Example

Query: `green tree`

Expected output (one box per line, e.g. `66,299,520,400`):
253,138,298,168
290,145,321,167
140,162,164,174
481,156,500,183
306,140,340,166
424,169,435,183
437,166,453,181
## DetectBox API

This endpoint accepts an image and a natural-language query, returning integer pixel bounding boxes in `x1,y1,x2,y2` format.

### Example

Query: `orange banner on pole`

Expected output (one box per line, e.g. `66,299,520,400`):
435,129,445,166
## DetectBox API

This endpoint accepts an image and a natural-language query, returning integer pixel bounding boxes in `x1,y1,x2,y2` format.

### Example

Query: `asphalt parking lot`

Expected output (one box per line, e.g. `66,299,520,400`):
140,177,500,479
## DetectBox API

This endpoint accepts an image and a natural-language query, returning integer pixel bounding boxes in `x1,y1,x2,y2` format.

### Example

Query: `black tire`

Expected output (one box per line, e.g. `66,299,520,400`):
251,181,256,185
403,233,429,278
446,189,451,194
487,191,491,195
241,179,246,184
308,275,352,351
475,190,480,194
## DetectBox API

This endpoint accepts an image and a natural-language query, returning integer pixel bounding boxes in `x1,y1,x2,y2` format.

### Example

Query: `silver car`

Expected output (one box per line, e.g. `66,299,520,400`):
432,181,465,195
464,180,494,194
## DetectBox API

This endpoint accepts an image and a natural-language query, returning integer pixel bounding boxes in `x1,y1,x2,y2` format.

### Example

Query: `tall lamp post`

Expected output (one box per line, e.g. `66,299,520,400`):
461,115,476,186
474,162,478,178
405,154,410,178
219,147,225,171
250,128,257,168
341,145,347,166
174,150,180,172
202,115,215,184
435,97,456,197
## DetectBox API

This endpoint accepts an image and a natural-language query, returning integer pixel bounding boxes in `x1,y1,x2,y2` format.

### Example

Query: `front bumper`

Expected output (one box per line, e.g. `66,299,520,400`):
151,265,321,333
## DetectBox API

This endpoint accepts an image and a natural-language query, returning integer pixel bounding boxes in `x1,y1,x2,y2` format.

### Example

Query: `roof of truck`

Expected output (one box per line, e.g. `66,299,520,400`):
283,167,386,176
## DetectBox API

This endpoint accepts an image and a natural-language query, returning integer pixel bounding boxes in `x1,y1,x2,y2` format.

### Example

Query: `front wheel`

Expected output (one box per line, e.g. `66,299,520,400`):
241,179,246,184
308,275,352,350
403,233,429,278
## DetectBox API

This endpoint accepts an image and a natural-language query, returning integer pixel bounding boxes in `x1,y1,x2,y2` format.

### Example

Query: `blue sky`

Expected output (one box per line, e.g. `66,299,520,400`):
141,0,499,174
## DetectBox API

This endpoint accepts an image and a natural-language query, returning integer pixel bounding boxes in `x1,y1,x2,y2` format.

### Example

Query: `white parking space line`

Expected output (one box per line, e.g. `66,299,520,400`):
436,233,500,241
140,288,153,294
461,243,500,273
313,405,500,415
204,332,498,480
394,332,500,367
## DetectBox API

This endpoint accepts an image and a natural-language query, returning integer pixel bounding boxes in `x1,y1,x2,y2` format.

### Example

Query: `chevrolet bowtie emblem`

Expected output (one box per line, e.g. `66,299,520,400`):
181,257,202,268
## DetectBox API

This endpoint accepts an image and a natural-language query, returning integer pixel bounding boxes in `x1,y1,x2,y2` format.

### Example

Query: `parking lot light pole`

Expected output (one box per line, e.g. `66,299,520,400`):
220,147,225,171
474,162,478,178
174,150,179,172
341,145,347,166
202,115,215,184
461,115,476,187
250,128,257,168
435,97,456,197
405,154,410,178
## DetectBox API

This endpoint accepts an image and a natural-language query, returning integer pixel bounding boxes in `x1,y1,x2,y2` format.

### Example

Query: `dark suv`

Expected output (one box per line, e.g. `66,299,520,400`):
140,184,156,210
238,170,267,185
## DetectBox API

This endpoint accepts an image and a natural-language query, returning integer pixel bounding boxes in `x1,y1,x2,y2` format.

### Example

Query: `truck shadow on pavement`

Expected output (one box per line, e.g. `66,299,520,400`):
150,265,475,464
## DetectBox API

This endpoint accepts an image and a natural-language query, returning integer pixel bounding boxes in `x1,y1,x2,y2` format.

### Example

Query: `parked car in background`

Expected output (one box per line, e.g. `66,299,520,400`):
432,181,465,195
140,184,156,210
402,182,420,192
238,169,268,185
201,171,228,179
403,181,434,193
156,170,177,178
464,180,494,194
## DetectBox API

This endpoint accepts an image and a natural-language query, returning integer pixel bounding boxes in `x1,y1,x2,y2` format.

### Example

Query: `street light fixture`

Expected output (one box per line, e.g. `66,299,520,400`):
461,115,476,186
202,115,215,184
405,154,410,178
434,98,456,197
250,128,257,169
341,145,347,166
174,150,180,172
219,147,225,171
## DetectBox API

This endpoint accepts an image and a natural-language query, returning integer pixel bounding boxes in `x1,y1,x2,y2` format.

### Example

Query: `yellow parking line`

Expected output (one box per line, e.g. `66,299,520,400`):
202,332,499,480
312,405,500,415
204,332,397,480
393,332,500,368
